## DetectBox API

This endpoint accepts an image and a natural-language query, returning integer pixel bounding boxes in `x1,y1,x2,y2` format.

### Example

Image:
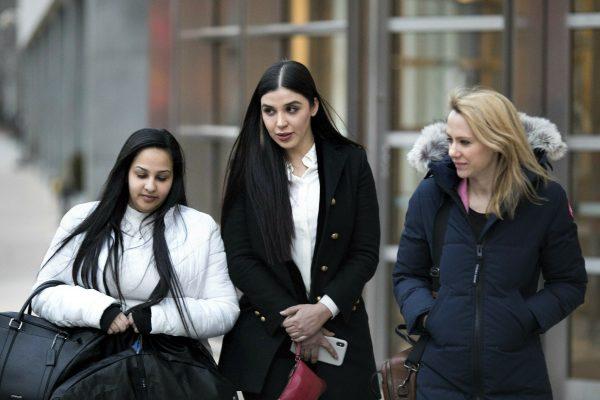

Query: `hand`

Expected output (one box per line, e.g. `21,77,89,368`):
298,328,338,364
107,312,130,334
127,313,139,333
280,303,332,342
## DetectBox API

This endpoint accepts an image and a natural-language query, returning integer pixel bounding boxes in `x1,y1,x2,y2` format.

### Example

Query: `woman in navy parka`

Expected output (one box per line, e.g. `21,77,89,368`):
393,88,587,400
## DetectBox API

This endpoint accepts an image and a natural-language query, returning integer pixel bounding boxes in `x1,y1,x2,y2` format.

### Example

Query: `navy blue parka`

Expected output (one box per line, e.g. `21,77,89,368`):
393,115,587,400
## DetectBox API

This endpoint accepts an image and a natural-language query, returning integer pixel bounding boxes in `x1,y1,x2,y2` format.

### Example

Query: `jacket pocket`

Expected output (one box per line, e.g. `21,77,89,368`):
511,292,537,335
492,291,537,351
424,287,449,340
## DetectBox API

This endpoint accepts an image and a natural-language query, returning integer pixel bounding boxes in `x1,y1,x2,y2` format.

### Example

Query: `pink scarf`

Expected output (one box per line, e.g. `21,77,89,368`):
458,178,469,212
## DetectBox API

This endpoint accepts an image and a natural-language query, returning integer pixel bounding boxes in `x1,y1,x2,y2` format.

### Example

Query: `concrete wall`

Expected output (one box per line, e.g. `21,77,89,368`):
0,0,17,125
16,0,55,49
18,0,150,203
81,0,149,198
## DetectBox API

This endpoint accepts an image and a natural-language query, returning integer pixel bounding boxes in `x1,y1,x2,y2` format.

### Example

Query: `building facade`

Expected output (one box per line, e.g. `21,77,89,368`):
16,1,600,398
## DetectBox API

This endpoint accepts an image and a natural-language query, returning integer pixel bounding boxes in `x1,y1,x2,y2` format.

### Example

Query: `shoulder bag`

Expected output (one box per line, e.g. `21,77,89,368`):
0,280,106,400
50,333,239,400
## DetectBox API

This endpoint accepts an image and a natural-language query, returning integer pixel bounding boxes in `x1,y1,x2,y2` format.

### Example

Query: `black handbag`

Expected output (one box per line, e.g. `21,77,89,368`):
51,332,239,400
0,280,106,400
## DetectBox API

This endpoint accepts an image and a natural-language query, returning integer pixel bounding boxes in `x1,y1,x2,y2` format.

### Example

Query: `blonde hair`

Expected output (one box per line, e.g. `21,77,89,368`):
450,87,551,219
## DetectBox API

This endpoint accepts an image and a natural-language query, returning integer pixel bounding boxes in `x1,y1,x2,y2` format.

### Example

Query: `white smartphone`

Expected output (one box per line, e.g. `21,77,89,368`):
290,336,348,366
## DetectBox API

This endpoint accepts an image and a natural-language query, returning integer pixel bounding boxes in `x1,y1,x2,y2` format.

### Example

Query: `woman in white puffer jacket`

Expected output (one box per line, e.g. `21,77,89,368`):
32,128,239,351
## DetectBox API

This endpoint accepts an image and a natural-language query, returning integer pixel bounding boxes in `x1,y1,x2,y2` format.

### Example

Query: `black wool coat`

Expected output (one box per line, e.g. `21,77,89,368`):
218,138,380,399
393,157,587,400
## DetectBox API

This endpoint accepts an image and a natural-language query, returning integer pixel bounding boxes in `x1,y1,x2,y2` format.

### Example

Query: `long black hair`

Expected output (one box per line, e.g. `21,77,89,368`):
44,128,194,334
222,60,356,264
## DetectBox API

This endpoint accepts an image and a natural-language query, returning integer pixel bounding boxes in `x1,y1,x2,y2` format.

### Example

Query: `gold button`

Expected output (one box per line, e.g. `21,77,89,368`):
254,310,260,316
331,233,339,240
355,298,360,305
260,316,266,322
352,305,357,311
331,198,336,206
316,296,322,301
320,265,328,272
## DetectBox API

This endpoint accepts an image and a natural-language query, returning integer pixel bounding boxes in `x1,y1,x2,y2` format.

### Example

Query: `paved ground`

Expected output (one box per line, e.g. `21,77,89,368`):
0,130,60,311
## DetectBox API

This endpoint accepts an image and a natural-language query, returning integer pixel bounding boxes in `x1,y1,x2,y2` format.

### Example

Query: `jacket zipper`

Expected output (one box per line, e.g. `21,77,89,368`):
138,356,148,400
473,243,484,400
445,190,490,399
134,337,149,400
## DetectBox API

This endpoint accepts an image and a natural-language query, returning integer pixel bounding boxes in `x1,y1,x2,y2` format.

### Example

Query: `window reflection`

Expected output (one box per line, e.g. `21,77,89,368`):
570,275,600,380
391,0,502,17
572,0,600,13
178,41,213,125
572,29,600,135
217,42,240,125
178,0,212,29
245,40,282,104
390,32,503,131
389,148,426,246
284,0,347,22
179,0,238,27
571,152,600,257
246,0,281,24
180,138,216,212
569,151,600,379
246,0,347,24
218,0,238,26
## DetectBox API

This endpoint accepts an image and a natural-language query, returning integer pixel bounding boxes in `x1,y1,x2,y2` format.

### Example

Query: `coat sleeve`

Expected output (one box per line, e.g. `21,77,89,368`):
392,184,436,335
323,149,381,322
31,203,120,329
221,191,299,336
150,220,240,339
525,184,587,333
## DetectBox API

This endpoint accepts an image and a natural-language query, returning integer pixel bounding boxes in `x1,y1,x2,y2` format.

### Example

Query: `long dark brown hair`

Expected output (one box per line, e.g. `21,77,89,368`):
44,128,195,334
222,60,355,264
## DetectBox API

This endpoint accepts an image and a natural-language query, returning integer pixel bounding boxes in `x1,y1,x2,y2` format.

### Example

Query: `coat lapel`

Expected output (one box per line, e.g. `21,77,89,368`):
312,139,348,266
320,139,348,223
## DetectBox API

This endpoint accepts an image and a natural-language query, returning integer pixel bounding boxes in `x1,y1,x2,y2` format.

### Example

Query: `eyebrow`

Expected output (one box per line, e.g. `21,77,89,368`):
261,100,302,108
446,134,472,141
134,166,172,174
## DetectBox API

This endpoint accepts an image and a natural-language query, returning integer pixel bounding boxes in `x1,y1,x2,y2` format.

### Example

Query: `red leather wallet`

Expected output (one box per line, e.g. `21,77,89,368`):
279,343,327,400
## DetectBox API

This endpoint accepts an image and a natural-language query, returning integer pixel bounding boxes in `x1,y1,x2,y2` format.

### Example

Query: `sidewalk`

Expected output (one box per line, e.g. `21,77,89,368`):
0,130,61,311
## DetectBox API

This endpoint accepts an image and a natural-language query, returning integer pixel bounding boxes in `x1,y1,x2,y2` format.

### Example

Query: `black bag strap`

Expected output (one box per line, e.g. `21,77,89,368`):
431,195,451,293
17,280,65,322
394,324,416,346
387,194,451,382
394,324,428,373
404,334,428,371
392,196,450,373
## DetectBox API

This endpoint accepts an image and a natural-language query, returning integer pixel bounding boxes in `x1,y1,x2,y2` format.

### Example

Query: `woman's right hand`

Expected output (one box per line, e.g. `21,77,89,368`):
107,312,130,334
298,328,338,364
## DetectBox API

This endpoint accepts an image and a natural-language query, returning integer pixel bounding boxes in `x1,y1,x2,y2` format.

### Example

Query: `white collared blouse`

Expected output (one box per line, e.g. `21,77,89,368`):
287,144,339,317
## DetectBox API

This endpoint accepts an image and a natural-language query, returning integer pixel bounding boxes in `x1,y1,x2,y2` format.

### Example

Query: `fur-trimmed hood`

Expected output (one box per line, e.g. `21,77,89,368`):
406,113,567,174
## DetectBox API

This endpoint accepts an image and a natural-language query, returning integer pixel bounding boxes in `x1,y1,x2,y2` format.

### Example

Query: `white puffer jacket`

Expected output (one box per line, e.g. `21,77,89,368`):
32,202,240,346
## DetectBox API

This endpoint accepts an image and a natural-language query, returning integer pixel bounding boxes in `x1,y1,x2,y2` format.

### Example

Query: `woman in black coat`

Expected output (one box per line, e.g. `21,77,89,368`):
393,88,587,399
218,60,380,399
